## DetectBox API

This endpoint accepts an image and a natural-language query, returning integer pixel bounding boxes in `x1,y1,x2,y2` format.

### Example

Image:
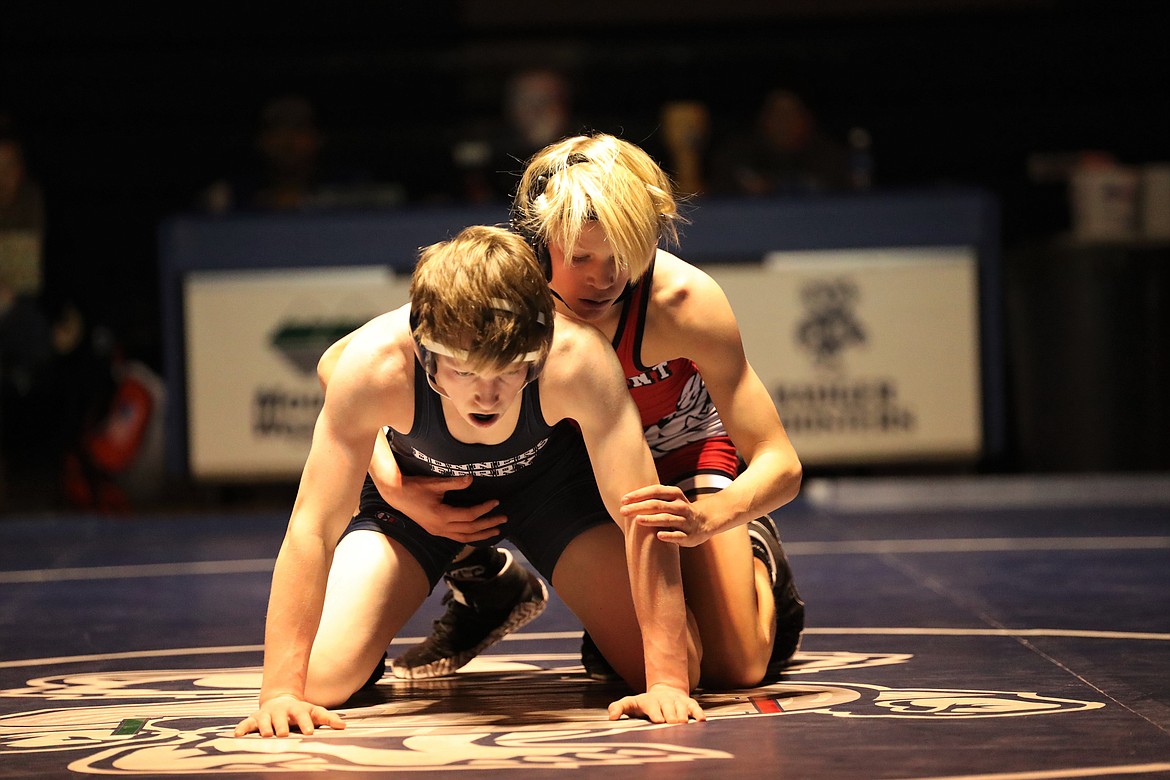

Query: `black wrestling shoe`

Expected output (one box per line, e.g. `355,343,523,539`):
748,514,806,682
392,549,548,679
580,631,621,682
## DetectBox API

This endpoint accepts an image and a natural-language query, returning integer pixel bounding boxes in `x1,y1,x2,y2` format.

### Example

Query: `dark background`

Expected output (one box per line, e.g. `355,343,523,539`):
2,0,1168,498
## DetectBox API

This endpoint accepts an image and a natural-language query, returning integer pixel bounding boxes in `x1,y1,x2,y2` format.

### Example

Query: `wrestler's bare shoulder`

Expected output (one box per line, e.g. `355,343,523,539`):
542,311,608,369
334,306,414,384
540,312,629,424
647,250,729,332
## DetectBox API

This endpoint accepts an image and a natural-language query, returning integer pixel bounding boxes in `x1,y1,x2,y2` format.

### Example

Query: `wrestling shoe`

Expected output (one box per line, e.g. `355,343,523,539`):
748,514,806,681
580,631,621,682
392,548,548,679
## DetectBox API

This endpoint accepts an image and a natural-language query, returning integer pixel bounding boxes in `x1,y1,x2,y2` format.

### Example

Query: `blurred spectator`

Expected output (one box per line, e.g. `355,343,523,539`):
200,95,401,214
451,68,580,203
710,89,851,196
200,95,323,213
0,118,54,505
0,118,45,296
2,297,167,514
61,330,167,514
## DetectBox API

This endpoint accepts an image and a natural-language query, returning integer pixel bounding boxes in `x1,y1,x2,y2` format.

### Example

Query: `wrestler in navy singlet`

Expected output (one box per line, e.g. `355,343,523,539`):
345,364,609,588
389,359,560,487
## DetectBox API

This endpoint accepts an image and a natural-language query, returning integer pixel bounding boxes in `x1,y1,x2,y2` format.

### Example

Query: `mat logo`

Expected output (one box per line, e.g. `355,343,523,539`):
0,651,1104,774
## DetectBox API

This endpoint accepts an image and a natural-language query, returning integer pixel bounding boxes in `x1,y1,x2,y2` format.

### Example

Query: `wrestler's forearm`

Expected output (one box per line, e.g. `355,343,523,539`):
696,446,802,535
257,530,332,703
623,522,692,693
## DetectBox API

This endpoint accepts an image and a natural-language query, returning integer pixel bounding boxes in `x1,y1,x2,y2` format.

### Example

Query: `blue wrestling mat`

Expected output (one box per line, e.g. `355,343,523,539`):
2,475,1169,779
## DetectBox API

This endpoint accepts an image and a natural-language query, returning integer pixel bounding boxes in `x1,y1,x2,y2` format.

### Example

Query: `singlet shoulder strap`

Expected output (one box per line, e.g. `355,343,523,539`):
404,357,433,439
517,376,549,433
611,258,656,372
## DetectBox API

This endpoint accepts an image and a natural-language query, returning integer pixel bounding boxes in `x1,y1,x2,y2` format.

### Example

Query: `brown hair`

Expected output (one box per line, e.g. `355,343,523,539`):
410,225,554,372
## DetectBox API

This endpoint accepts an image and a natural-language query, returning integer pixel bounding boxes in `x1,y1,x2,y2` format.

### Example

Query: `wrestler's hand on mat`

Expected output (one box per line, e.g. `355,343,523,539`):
234,694,346,738
607,684,706,724
373,472,505,543
621,485,715,547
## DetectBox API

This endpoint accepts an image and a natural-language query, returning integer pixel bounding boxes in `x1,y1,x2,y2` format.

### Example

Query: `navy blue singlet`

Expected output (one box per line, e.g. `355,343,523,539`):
350,362,610,587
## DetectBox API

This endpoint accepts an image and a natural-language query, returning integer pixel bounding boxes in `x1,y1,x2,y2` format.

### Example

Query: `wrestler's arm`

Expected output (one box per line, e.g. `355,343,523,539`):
236,332,399,737
316,318,502,543
544,320,704,724
624,260,802,545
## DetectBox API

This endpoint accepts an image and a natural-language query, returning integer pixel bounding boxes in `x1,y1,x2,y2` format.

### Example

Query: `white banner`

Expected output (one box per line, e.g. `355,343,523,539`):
707,247,982,465
184,266,412,479
184,249,981,477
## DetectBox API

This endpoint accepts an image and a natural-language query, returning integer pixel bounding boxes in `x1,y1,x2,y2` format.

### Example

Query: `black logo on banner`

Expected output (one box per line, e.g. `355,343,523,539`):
795,278,866,369
253,388,322,438
780,276,915,435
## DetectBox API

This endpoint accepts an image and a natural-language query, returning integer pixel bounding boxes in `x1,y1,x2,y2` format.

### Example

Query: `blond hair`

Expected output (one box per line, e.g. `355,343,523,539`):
410,225,553,371
513,134,684,282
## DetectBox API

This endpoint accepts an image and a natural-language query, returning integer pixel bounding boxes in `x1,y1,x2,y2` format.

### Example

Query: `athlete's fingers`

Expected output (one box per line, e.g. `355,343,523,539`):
689,700,707,722
446,513,507,540
462,511,507,529
609,696,644,720
447,503,505,524
631,510,689,527
621,497,686,514
621,695,665,723
607,696,639,721
421,475,476,493
271,712,290,738
643,699,665,724
293,709,316,736
315,707,346,731
622,499,690,519
655,530,690,545
669,701,694,724
621,484,685,505
234,716,257,737
453,527,505,544
256,712,275,738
